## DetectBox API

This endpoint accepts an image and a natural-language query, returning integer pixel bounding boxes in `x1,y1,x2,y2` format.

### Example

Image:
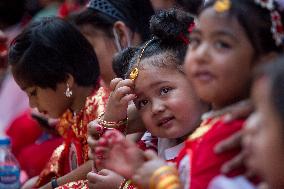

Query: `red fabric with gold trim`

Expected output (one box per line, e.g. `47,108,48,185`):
177,116,245,189
35,87,109,187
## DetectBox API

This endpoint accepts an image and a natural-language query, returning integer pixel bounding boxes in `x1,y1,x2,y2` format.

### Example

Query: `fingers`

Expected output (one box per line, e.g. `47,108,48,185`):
87,172,106,183
110,78,123,91
114,86,135,105
115,79,135,90
221,151,245,174
104,130,125,145
97,169,112,176
223,100,253,123
144,150,158,161
214,130,242,154
88,120,105,140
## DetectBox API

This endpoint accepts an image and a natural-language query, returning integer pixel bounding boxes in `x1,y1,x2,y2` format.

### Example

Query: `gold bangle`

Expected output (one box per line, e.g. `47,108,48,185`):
98,112,128,128
165,182,181,189
157,175,180,189
150,166,178,189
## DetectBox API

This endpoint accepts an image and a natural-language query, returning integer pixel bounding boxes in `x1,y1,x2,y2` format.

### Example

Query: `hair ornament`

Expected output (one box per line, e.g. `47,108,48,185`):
129,38,155,81
87,0,127,22
214,0,231,13
254,0,284,46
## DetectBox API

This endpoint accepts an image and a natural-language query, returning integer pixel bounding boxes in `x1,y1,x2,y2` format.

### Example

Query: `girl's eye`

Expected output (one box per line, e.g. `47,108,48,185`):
137,99,149,109
160,87,172,95
189,36,200,49
214,40,231,50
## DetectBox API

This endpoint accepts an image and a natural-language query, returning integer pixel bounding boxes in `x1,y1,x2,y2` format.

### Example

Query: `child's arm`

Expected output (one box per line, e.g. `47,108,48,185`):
39,160,93,189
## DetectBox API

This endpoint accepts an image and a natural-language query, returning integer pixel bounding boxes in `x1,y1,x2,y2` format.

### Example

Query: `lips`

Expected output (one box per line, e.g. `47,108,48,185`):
157,116,175,127
192,70,215,83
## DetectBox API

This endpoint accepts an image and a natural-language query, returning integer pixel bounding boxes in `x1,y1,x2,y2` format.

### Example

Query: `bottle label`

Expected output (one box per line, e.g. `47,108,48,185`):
0,165,20,189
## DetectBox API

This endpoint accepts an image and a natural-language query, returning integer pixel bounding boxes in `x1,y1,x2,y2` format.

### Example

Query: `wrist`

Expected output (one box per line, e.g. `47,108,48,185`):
98,112,128,134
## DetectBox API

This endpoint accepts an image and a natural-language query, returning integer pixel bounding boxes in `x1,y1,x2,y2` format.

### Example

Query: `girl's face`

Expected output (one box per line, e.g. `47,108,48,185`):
244,77,284,189
19,82,71,118
80,24,117,86
79,24,141,86
184,7,255,109
134,57,206,139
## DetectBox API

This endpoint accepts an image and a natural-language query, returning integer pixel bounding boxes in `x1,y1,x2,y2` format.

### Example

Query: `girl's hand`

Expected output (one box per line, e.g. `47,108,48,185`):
133,150,167,189
214,130,244,174
87,169,124,189
210,99,253,123
103,78,136,122
94,130,145,179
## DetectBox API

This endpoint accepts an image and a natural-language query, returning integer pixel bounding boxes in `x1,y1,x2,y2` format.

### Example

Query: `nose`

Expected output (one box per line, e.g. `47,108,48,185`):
190,42,210,65
151,98,165,115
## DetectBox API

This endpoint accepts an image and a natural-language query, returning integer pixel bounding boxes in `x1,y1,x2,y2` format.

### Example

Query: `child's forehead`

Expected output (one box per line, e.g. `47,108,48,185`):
133,67,183,93
197,7,241,33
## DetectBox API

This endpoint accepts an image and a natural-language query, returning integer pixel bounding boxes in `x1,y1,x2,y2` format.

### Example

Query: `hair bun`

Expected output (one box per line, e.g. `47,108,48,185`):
150,9,194,46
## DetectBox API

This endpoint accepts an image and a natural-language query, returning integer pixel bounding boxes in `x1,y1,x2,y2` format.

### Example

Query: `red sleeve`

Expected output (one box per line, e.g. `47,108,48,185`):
190,119,245,189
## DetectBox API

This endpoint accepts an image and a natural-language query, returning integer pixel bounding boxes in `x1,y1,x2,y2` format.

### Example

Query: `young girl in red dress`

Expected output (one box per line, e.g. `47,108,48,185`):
93,0,284,189
9,17,109,188
89,8,209,189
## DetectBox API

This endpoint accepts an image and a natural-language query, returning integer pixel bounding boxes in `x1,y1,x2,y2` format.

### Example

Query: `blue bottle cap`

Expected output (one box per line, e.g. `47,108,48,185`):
0,137,10,146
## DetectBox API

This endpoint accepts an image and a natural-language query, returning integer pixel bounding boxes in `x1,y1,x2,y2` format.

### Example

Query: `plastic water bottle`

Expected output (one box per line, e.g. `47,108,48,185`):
0,137,20,189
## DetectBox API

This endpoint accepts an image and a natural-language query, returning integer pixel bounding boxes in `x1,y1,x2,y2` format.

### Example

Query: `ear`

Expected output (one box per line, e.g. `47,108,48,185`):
113,21,132,49
66,74,75,88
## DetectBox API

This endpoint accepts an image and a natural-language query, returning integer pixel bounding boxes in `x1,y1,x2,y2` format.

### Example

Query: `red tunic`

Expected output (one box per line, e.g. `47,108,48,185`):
35,87,109,187
176,115,245,189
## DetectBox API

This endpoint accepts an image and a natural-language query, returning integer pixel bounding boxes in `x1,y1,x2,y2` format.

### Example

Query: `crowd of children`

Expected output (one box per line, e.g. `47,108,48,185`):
1,0,284,189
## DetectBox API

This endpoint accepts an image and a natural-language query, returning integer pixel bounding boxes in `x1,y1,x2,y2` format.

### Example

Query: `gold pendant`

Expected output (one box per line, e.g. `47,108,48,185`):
129,67,139,81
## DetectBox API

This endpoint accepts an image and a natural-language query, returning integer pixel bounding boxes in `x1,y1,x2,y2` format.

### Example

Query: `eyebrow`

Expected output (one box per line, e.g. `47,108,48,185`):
212,30,238,42
135,80,169,97
191,29,238,42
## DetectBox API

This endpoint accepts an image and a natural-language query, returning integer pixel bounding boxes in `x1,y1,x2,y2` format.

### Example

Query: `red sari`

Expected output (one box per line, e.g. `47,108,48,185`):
35,87,109,187
176,115,245,189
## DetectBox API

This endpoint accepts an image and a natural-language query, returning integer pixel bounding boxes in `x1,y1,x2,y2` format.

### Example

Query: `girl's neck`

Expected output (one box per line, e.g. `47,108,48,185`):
212,91,250,110
70,86,95,114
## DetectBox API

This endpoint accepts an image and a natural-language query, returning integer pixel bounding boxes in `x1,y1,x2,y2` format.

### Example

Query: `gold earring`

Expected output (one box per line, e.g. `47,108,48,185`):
65,83,73,98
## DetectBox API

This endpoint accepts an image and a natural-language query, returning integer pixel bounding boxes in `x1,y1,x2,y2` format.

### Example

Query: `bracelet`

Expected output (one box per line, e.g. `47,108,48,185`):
51,177,59,189
150,166,179,189
157,175,180,189
97,112,128,135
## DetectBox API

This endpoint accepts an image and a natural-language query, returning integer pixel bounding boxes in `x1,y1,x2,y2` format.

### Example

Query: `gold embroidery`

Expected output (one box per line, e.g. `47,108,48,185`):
189,118,219,141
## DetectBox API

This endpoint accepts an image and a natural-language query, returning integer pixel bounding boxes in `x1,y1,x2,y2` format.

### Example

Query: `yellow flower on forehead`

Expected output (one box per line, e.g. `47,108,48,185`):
214,0,231,13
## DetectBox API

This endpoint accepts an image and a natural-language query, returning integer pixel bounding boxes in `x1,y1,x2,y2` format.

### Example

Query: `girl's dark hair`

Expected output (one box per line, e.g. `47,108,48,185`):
177,0,204,15
71,0,154,41
124,9,194,78
112,47,138,78
9,17,100,89
204,0,284,57
254,55,284,124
